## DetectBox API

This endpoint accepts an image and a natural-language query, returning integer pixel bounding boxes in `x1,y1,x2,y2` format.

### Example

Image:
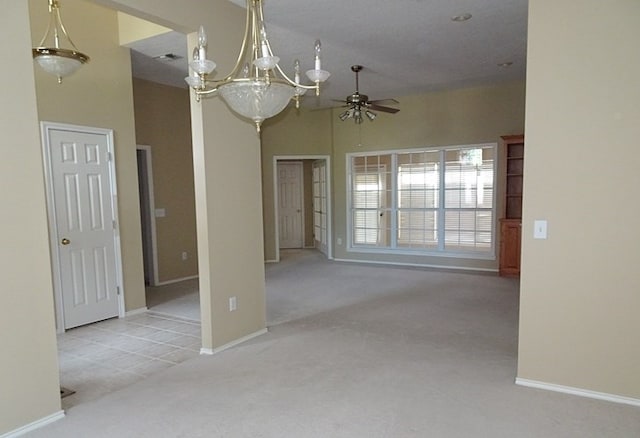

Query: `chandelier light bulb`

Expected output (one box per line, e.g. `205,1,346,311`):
260,26,269,58
198,26,207,61
198,25,207,46
293,59,307,97
294,59,301,82
314,40,322,70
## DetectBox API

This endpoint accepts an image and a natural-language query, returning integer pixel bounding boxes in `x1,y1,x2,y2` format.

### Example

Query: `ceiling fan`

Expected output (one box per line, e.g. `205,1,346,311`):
336,65,400,124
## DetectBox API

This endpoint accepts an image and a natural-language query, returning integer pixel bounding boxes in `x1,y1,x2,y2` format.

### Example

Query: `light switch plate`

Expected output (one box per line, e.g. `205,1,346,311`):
534,220,548,239
155,208,166,218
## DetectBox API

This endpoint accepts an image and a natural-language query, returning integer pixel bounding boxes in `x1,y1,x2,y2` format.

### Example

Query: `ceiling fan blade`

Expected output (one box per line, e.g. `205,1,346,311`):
369,98,399,106
332,99,349,104
369,104,400,114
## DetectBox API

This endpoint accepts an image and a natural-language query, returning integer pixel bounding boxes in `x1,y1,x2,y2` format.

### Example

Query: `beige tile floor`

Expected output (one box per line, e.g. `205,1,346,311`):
57,312,200,410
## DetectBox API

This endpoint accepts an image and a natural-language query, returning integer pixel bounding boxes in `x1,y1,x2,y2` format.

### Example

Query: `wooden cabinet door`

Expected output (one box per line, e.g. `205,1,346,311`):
500,219,521,277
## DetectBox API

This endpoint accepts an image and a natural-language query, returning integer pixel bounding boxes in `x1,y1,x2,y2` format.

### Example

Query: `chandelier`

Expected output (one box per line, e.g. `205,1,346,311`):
185,0,330,132
32,0,90,83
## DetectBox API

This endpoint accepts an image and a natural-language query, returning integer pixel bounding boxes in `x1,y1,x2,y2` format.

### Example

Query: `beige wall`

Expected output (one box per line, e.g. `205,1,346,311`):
132,78,198,283
518,0,640,399
117,11,170,45
185,6,267,349
261,107,333,260
262,82,526,269
194,102,267,348
0,1,62,433
30,0,146,312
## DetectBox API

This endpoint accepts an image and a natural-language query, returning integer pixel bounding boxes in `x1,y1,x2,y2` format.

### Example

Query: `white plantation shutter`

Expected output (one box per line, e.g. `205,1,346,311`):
443,149,493,251
397,153,440,249
353,171,381,244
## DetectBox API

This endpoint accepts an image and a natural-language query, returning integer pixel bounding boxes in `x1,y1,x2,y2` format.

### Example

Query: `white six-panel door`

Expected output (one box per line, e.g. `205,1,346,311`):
45,125,121,329
277,162,304,249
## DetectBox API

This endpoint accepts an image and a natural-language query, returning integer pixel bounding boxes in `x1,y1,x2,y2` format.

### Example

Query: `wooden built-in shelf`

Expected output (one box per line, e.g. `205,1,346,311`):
500,135,524,277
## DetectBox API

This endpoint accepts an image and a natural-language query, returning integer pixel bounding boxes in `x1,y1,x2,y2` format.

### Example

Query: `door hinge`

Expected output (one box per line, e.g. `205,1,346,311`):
113,219,117,229
107,152,113,162
116,286,121,295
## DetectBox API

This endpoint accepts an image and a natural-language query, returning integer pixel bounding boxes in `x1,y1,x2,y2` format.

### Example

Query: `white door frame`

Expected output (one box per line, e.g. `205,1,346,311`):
273,155,332,262
41,122,125,333
136,145,160,286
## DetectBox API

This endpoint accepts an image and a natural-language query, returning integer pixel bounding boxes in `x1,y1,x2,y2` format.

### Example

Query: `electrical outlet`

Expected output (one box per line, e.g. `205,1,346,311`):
181,251,188,261
229,296,237,312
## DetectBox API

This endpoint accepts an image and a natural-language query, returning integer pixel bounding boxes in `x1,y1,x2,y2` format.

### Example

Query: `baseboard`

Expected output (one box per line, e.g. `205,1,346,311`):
124,307,148,317
200,328,268,356
515,378,640,407
154,275,198,286
332,257,498,273
264,259,278,264
1,410,65,438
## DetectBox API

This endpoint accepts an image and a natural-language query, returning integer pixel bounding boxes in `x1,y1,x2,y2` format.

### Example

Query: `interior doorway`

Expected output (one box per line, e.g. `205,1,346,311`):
136,145,159,286
273,155,332,262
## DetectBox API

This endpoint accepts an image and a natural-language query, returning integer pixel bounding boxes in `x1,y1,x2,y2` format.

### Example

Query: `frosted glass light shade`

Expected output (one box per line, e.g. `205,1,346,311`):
218,80,295,124
33,47,89,82
306,68,330,83
184,75,203,88
189,59,216,75
253,55,279,70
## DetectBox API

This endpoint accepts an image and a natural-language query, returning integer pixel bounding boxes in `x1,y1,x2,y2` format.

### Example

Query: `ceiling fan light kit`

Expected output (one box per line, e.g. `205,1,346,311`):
337,65,399,124
185,0,330,133
32,0,90,84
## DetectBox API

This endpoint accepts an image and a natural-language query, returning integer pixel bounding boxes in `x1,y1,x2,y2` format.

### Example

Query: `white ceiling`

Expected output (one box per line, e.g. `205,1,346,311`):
127,0,528,107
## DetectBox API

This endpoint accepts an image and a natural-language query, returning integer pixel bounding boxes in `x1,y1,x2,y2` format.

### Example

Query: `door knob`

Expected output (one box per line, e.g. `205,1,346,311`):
61,238,71,245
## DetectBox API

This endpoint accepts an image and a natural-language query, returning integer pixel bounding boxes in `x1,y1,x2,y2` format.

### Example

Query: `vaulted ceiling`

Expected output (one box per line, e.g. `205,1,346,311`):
128,0,528,107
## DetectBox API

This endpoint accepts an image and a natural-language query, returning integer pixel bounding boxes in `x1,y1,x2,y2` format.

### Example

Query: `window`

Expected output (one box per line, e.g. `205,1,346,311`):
351,155,390,246
348,145,495,257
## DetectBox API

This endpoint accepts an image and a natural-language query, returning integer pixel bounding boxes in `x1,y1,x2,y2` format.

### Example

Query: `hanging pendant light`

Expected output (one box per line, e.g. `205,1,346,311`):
32,0,90,83
185,0,330,133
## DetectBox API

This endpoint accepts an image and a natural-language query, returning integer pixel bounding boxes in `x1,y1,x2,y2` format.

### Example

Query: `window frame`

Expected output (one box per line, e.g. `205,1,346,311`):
346,144,497,260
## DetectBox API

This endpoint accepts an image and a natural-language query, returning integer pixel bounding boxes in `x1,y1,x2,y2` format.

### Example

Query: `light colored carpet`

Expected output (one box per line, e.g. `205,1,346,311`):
30,250,639,437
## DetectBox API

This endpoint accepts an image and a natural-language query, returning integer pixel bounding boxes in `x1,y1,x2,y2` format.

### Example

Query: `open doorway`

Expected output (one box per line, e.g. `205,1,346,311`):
137,145,158,286
273,155,332,262
131,64,200,320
